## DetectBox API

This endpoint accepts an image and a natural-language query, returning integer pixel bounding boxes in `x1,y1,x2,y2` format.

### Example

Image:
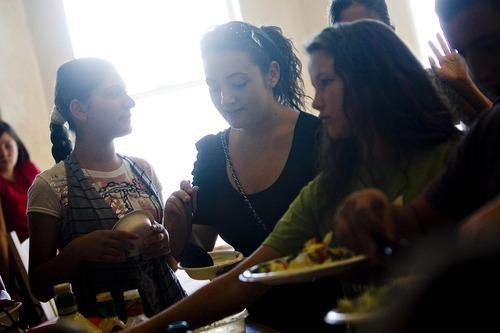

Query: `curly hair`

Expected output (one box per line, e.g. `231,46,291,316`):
200,21,307,112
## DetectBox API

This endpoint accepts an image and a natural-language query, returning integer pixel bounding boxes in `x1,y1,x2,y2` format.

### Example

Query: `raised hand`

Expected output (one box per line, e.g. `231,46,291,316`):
428,32,492,124
428,32,470,85
164,180,199,260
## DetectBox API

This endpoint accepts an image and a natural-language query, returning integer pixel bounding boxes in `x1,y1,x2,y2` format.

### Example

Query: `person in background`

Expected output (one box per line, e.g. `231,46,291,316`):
127,20,461,333
27,58,186,322
164,21,322,331
332,0,500,280
327,0,493,127
0,121,40,293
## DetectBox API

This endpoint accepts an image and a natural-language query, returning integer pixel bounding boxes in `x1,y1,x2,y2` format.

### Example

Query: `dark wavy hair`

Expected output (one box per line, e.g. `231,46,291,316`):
305,20,460,205
200,21,307,112
328,0,392,26
51,57,116,163
0,121,31,167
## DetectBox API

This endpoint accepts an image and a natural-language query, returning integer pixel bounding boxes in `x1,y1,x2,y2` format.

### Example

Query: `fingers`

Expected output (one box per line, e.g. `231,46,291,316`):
165,193,186,214
180,180,194,194
97,230,136,256
428,56,438,72
141,223,171,259
436,32,453,54
150,222,164,233
428,40,442,59
111,230,140,240
333,189,393,259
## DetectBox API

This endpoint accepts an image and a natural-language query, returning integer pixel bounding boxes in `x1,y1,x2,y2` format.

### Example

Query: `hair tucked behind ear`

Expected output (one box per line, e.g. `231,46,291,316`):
51,57,115,163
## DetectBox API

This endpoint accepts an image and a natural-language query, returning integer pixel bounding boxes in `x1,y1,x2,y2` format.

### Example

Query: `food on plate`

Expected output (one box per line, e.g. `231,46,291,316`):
337,285,389,314
250,234,355,273
336,275,418,314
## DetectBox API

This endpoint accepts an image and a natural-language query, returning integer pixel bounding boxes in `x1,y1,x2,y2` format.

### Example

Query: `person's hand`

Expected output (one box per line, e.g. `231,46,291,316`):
428,33,471,86
333,189,401,284
70,229,138,263
333,189,398,265
164,180,200,260
164,180,199,233
140,222,172,260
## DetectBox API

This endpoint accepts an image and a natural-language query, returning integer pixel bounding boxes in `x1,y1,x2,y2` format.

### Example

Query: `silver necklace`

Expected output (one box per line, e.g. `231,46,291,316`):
220,129,270,233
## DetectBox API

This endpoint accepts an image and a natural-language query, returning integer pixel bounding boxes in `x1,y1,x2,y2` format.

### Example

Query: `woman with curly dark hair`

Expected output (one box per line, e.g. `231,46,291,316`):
166,21,321,259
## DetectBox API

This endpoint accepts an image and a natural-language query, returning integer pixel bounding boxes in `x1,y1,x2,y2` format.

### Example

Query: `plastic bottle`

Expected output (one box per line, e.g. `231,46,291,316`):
53,282,103,333
95,292,126,333
167,321,192,333
123,289,149,328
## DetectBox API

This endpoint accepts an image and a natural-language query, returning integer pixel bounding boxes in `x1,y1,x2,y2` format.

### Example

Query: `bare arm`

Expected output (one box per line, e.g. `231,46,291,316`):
28,212,138,301
127,245,282,333
459,195,500,245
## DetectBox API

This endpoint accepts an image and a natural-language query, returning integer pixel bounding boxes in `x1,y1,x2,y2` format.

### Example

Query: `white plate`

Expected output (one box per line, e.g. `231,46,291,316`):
178,250,244,280
239,255,367,285
193,308,248,332
112,210,154,257
324,308,381,325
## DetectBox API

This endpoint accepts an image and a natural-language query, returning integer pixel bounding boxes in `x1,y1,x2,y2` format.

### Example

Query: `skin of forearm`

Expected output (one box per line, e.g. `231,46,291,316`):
165,221,188,261
450,77,493,115
127,263,269,332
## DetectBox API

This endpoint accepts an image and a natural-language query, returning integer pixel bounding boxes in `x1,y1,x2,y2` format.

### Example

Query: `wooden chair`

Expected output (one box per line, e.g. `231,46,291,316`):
7,231,57,322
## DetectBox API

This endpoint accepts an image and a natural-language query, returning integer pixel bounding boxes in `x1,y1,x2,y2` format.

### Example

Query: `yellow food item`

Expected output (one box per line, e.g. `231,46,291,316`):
253,235,354,273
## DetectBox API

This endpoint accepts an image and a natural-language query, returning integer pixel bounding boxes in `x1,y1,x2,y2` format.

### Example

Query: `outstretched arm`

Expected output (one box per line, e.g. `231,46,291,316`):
459,195,500,245
126,245,281,332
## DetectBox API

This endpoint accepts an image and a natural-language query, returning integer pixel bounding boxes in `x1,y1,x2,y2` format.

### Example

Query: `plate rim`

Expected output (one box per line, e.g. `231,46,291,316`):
324,307,382,325
239,254,367,285
177,250,244,271
112,209,154,231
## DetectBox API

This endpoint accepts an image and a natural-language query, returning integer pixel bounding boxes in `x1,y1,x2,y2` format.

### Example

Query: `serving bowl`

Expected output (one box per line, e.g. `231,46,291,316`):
112,210,154,257
178,250,244,280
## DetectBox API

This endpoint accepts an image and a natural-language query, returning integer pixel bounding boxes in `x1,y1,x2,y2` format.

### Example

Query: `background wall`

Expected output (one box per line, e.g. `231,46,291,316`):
0,0,419,171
